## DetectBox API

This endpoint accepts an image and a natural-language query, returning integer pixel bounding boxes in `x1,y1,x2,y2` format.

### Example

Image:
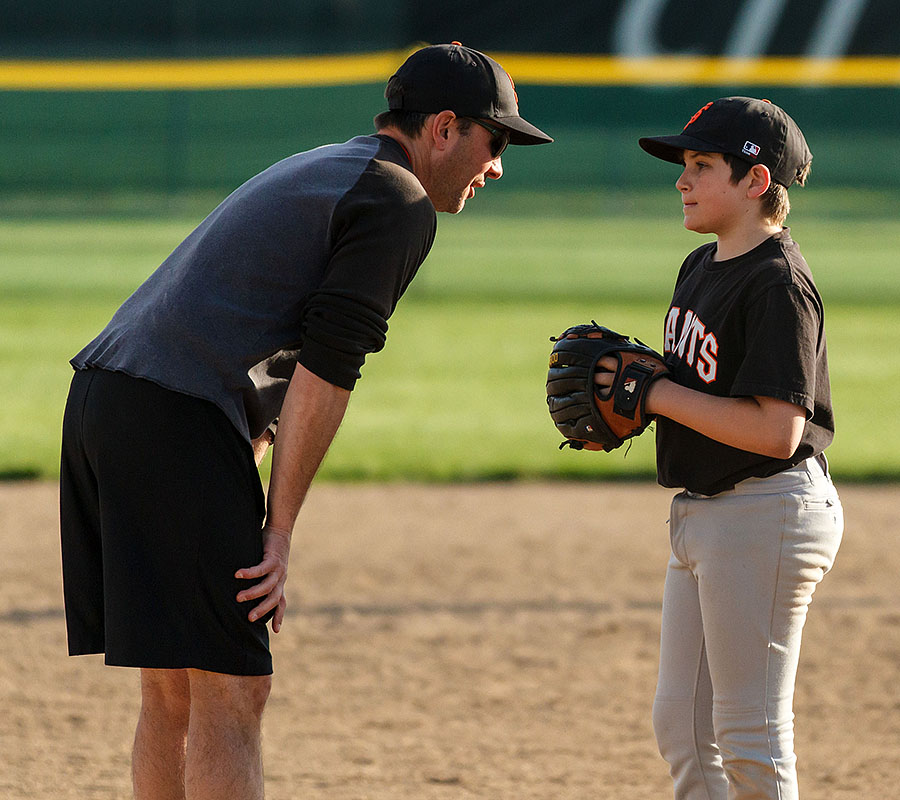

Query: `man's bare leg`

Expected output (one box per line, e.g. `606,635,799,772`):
184,669,271,800
133,668,191,800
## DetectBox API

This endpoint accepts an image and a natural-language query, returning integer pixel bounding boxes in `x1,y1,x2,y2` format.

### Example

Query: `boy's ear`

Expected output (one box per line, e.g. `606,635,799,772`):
746,164,772,199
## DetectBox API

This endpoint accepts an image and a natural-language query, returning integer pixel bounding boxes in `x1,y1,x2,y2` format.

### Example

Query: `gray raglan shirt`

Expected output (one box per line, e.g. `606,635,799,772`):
71,134,437,441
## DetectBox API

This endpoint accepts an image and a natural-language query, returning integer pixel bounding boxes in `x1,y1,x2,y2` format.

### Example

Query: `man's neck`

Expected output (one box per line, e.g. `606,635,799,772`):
376,126,436,202
377,128,424,172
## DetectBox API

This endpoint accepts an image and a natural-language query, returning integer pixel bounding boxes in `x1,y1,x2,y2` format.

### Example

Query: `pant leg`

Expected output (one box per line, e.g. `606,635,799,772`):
685,464,843,799
59,369,106,654
653,493,729,800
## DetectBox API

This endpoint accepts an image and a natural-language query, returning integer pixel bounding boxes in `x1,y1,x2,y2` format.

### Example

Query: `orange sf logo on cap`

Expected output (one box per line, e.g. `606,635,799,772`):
684,101,713,131
505,71,519,106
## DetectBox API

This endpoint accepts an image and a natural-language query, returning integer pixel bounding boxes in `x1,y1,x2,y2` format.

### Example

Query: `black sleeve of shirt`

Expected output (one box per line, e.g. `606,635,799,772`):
297,160,436,390
731,281,824,416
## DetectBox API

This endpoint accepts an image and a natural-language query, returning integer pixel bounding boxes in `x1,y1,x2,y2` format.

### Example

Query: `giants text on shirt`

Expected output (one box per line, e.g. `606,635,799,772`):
664,307,719,384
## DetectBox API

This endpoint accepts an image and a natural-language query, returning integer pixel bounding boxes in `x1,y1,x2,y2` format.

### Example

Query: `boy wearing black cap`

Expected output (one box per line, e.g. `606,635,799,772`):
628,98,843,798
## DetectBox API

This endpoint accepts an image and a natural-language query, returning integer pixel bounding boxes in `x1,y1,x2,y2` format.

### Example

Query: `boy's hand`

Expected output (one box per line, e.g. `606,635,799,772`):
547,322,669,451
593,356,618,389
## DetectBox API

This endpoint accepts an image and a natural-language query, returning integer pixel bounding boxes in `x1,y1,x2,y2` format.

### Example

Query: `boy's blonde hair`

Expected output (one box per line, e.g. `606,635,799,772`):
724,154,811,227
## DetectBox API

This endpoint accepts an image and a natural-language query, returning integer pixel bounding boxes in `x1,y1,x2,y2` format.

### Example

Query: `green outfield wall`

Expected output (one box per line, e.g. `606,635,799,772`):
2,82,898,195
3,0,899,196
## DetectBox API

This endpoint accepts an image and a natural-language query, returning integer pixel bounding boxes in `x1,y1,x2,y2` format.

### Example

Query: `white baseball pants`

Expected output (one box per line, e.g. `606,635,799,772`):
652,457,843,799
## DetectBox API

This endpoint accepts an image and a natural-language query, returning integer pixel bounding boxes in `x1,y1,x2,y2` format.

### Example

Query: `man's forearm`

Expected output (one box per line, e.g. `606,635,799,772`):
264,363,350,531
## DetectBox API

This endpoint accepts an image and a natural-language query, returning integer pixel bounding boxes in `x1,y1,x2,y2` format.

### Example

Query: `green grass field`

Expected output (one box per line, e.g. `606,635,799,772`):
2,188,898,482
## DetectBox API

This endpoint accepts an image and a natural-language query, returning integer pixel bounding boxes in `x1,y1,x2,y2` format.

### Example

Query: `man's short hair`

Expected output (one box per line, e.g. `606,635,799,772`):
373,110,430,138
723,153,811,227
373,110,472,139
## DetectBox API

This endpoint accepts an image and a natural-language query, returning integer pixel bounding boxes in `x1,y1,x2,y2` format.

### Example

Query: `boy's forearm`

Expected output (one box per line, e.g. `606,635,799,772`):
646,378,806,459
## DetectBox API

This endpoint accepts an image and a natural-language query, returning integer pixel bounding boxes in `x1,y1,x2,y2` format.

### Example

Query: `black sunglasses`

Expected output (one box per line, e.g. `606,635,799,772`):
464,118,510,160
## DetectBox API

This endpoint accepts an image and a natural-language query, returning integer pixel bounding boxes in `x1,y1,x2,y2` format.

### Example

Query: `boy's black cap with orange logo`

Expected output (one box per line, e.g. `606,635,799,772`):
385,43,553,147
639,96,812,187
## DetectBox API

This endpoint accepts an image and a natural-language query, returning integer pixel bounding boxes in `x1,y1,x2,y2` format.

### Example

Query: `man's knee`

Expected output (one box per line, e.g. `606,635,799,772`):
140,668,191,725
188,670,272,722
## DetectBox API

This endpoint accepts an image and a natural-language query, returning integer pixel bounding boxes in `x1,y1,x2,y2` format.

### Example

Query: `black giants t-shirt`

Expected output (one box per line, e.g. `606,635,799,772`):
656,229,834,496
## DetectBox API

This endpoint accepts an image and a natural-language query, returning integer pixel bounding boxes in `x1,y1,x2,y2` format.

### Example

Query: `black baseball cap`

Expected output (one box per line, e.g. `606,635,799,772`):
639,96,811,187
385,43,553,146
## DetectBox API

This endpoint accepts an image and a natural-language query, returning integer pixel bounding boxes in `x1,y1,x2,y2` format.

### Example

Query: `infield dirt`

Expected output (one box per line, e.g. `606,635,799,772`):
2,481,898,799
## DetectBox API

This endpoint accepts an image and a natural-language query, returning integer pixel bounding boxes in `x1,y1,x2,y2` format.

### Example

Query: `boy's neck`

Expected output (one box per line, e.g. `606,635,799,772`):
713,220,783,261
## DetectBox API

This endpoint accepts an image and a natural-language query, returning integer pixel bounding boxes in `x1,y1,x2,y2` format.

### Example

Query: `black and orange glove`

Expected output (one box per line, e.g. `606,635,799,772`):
546,322,669,451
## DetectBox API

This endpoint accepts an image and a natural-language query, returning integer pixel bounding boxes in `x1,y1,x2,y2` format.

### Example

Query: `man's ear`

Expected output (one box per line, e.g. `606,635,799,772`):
746,164,772,199
430,110,457,150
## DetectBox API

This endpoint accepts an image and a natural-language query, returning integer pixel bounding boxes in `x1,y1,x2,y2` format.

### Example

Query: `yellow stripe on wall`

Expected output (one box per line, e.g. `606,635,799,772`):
498,54,900,87
0,52,408,90
1,51,899,90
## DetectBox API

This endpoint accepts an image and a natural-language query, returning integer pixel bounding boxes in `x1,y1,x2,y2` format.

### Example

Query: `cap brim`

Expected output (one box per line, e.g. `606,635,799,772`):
639,134,729,164
494,115,553,146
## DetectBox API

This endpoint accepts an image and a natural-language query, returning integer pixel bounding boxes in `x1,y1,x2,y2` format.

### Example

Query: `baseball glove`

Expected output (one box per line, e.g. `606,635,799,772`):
546,322,669,451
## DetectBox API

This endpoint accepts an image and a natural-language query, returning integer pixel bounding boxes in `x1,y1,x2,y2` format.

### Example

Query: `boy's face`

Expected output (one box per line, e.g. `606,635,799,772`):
675,150,750,236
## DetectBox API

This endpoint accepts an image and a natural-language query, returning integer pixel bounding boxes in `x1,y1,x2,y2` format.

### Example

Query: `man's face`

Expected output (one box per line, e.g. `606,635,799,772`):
676,150,758,236
430,119,504,214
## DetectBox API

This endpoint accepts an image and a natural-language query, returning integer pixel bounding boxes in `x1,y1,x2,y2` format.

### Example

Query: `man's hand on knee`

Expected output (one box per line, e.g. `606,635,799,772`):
235,525,291,633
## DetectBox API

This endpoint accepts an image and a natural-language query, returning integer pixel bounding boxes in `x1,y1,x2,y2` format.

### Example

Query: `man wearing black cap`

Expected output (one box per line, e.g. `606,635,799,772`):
373,42,551,213
59,43,550,799
599,97,842,799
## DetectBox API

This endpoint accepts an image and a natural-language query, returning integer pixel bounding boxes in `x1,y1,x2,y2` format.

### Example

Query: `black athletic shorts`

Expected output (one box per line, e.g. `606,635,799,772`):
59,368,272,675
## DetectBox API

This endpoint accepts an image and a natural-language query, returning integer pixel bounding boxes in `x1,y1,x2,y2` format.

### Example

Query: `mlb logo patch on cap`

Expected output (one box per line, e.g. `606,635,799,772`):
742,141,761,158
